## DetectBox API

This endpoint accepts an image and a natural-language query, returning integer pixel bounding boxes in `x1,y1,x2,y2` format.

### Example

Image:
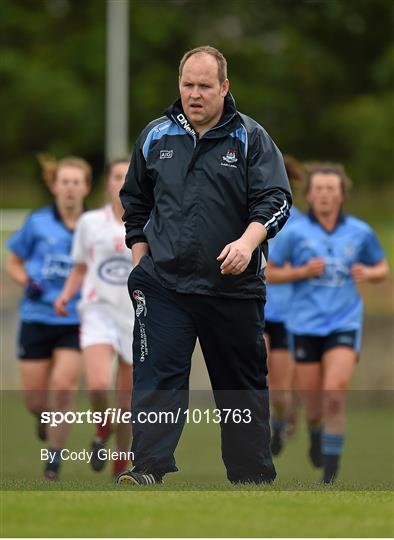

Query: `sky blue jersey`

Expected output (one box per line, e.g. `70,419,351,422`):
265,205,303,323
269,212,385,335
7,205,81,325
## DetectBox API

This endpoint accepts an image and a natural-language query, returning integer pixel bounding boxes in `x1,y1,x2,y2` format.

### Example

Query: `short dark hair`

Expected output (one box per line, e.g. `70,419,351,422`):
305,162,352,195
179,46,228,84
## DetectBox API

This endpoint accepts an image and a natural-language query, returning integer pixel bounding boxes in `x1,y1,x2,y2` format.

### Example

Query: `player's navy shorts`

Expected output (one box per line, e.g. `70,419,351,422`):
17,322,80,360
264,321,289,350
289,330,360,363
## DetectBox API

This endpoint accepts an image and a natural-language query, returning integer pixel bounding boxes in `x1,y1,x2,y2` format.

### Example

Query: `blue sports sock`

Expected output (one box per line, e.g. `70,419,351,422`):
271,416,288,433
322,433,345,483
46,448,62,472
322,432,345,456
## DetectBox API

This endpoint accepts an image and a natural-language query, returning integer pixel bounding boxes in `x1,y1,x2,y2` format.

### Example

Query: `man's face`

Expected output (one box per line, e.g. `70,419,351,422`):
179,53,229,133
307,173,344,216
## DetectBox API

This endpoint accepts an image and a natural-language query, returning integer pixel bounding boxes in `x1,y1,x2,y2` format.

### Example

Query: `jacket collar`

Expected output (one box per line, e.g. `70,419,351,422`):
165,93,240,139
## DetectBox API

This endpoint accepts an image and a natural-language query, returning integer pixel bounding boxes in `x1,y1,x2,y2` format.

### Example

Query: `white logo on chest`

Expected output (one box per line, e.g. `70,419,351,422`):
221,148,238,169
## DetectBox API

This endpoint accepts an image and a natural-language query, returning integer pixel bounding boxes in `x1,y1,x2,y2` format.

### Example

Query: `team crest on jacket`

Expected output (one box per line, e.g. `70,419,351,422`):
223,149,237,163
221,149,238,168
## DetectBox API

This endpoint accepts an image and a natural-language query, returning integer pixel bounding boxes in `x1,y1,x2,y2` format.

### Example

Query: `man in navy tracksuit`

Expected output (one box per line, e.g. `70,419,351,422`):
118,46,292,485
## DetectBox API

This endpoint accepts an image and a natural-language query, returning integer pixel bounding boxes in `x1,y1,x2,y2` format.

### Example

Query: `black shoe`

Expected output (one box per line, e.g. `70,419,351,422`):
44,460,60,481
36,415,47,441
270,428,284,456
309,431,323,468
116,467,163,485
322,471,337,484
90,439,108,472
44,449,61,480
322,454,339,484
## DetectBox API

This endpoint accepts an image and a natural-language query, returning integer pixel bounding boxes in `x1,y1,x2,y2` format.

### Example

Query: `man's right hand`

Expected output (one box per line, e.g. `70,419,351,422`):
131,242,149,267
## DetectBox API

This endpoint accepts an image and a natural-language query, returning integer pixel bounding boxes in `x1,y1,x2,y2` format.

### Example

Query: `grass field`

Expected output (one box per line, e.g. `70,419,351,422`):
1,394,393,536
2,491,393,537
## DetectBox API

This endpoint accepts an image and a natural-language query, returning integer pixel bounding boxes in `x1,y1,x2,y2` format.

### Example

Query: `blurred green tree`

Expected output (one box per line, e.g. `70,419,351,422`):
1,0,105,188
1,0,393,206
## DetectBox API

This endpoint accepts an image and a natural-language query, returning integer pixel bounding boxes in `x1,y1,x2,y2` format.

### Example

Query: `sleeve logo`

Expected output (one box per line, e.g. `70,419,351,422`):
160,150,173,159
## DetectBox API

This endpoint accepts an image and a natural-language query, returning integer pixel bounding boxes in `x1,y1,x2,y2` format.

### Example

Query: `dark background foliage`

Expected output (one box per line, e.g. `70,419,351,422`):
1,0,393,205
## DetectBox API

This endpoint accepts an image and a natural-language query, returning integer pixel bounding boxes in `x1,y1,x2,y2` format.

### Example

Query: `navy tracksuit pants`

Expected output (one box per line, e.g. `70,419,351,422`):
128,266,276,483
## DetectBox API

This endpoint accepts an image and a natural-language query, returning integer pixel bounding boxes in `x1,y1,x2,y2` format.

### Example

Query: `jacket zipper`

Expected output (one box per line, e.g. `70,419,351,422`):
202,113,236,137
172,112,237,171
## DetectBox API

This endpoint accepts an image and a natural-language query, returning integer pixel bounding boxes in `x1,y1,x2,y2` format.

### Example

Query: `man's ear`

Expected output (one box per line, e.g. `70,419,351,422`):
221,78,229,97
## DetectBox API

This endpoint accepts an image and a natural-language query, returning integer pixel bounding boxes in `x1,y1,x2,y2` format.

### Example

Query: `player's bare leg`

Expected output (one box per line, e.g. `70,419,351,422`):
266,339,295,455
287,369,301,437
84,344,114,471
19,359,51,441
295,363,323,467
45,348,81,479
113,359,133,477
321,347,356,483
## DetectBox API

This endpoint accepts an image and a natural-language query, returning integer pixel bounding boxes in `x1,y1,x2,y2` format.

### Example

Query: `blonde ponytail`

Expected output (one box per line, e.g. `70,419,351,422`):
37,154,92,188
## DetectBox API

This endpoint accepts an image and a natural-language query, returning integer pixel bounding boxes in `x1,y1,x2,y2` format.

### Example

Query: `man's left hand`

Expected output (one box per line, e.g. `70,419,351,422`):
217,239,253,275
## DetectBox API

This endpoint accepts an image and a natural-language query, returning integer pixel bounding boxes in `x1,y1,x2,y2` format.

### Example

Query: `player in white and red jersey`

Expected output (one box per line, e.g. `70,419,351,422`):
55,158,134,478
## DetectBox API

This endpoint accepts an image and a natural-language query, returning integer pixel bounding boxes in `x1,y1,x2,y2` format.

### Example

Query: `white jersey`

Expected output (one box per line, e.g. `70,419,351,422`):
72,205,134,329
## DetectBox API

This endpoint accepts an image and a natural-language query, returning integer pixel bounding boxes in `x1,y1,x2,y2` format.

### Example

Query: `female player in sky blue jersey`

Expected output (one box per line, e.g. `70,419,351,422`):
6,156,91,480
266,163,389,483
264,156,305,457
55,158,134,479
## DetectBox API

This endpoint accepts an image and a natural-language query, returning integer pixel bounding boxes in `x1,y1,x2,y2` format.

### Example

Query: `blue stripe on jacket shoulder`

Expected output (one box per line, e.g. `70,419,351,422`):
229,125,248,158
142,120,187,160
